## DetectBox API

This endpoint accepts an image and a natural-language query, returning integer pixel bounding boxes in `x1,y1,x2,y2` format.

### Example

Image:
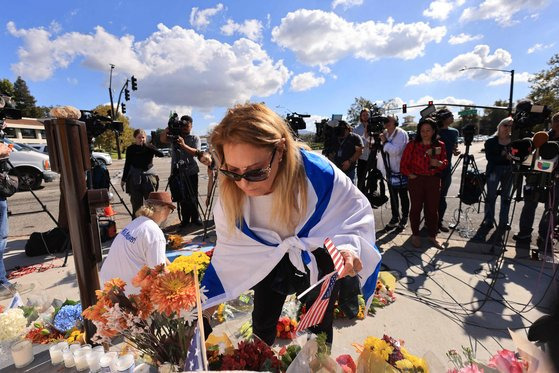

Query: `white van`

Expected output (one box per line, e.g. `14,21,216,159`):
0,138,58,190
29,143,113,165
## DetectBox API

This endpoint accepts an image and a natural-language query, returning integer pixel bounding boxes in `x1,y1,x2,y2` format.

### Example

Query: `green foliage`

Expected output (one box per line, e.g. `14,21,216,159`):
13,76,45,118
528,53,559,112
478,100,509,135
0,79,14,96
92,104,134,153
347,96,375,126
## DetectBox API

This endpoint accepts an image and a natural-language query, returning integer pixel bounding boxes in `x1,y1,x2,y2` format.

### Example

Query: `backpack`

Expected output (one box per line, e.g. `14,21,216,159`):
365,168,389,208
460,171,486,205
25,228,70,257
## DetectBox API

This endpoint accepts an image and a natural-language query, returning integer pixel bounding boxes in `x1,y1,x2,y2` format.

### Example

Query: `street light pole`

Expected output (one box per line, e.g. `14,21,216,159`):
459,66,515,115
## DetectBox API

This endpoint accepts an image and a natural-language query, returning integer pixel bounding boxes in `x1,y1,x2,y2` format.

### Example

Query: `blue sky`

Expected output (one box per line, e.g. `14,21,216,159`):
1,0,558,135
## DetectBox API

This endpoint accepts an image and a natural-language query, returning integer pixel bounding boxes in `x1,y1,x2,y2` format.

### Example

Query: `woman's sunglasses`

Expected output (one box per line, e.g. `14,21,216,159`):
219,147,277,182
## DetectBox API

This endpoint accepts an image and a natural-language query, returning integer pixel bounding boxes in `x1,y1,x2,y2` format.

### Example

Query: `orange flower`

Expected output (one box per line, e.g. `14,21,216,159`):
83,302,108,323
103,278,127,293
150,271,197,316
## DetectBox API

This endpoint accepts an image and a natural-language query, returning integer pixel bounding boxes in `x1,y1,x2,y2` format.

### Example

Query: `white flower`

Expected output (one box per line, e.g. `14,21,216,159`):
179,308,197,325
199,286,209,303
0,308,27,341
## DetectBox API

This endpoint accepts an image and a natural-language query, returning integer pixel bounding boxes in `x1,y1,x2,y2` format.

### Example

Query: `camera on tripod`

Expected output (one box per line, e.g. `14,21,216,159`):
286,112,310,133
79,110,124,141
0,94,22,139
511,100,552,141
367,106,389,137
167,112,191,141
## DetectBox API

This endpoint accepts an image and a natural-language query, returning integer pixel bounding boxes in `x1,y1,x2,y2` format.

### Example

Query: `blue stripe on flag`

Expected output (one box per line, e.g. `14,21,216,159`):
238,218,278,247
200,263,226,300
361,245,382,304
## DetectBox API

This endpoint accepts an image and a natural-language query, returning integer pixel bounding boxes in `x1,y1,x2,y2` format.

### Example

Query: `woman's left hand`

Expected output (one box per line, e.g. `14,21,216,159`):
339,250,363,278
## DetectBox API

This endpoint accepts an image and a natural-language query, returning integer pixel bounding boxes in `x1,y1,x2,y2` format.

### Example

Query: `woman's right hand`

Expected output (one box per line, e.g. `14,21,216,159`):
408,174,417,179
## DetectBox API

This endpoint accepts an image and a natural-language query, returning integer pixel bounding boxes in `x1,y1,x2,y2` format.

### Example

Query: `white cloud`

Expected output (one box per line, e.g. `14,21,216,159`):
49,20,62,34
404,95,475,119
290,72,325,92
331,0,363,10
448,33,483,45
66,77,78,85
189,3,224,29
272,10,446,66
488,71,532,86
459,0,549,26
423,0,463,21
203,113,214,120
6,22,291,129
406,44,512,85
527,42,554,54
220,19,263,41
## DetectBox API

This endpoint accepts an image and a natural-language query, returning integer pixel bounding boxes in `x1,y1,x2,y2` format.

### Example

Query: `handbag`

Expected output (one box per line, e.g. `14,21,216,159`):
0,171,18,197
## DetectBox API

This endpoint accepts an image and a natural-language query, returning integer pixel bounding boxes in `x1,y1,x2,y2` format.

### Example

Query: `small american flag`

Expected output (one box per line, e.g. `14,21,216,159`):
184,326,203,371
324,238,345,276
296,272,338,332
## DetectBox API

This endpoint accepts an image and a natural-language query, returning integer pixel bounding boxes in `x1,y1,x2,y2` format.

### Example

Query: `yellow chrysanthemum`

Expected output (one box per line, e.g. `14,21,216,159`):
395,359,414,370
168,252,210,277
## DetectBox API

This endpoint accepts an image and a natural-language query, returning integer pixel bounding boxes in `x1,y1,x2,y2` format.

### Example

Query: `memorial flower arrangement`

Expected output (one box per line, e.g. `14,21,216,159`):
207,338,283,372
52,301,83,333
446,347,530,373
355,334,428,372
82,264,199,368
168,251,211,279
276,315,298,340
0,308,27,342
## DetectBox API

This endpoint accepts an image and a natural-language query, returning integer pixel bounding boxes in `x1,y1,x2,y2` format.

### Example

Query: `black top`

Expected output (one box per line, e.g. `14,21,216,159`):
122,144,164,181
484,136,511,173
333,133,364,171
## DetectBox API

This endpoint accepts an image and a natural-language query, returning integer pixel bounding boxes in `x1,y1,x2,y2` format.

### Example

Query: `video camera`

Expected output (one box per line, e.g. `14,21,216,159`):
167,113,184,140
367,106,389,136
0,94,22,138
512,100,552,141
286,112,310,133
79,110,124,141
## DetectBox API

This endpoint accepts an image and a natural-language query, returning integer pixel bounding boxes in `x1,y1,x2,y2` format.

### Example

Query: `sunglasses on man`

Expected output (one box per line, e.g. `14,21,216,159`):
219,147,277,182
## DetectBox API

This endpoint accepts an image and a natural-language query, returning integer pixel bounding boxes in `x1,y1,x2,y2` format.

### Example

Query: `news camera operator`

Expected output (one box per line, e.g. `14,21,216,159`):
160,115,203,227
354,109,373,192
330,120,363,184
379,115,409,229
513,112,559,260
121,129,165,216
436,109,460,233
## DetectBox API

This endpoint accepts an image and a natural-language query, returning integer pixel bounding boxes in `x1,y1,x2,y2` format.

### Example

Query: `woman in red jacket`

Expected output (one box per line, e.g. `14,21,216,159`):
400,118,448,249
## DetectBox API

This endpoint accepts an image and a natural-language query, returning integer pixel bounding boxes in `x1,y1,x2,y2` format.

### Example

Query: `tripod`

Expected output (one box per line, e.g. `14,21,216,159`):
88,155,133,218
201,168,218,240
446,141,489,241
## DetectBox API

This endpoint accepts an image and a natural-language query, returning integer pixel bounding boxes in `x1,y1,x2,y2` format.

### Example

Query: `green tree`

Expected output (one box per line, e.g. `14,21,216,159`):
478,100,509,135
91,104,134,154
346,97,375,125
0,79,14,96
455,106,480,135
528,53,559,112
13,76,44,118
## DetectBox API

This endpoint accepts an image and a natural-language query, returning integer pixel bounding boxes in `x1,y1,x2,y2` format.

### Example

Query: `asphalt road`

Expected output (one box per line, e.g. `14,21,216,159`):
5,142,547,254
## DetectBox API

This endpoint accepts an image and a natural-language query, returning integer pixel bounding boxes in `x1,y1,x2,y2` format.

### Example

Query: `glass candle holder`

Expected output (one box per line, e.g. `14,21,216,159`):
86,350,103,373
100,351,118,372
116,353,135,372
49,344,64,365
10,340,34,368
74,349,89,371
63,348,75,368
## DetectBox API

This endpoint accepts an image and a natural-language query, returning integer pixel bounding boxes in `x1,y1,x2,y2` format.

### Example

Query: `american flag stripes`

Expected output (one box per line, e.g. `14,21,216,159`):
324,238,345,276
296,272,338,332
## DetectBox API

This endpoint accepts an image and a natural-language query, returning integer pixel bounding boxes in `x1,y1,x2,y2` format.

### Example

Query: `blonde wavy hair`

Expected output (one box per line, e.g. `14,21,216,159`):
135,203,167,219
210,103,309,233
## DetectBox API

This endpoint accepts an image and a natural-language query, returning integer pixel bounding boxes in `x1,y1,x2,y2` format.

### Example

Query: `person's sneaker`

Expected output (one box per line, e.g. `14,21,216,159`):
398,217,408,229
513,233,531,242
386,218,399,229
438,224,450,233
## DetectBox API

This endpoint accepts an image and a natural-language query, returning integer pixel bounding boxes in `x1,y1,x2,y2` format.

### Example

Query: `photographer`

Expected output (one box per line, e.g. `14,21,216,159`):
354,109,372,192
436,109,460,232
121,129,164,216
332,120,363,184
380,115,409,229
513,113,559,260
400,118,448,249
160,115,203,227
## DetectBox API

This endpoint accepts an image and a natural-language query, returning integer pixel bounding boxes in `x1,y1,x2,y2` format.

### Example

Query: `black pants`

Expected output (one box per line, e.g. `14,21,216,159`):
388,184,409,221
438,170,451,224
356,159,368,193
179,173,199,223
252,249,340,345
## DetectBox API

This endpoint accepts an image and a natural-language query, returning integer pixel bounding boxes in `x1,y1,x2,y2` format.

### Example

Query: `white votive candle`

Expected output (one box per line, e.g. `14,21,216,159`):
74,349,89,371
69,343,81,353
100,351,117,372
49,344,63,365
11,340,34,368
57,341,69,351
63,348,75,368
93,345,105,353
116,353,135,372
86,350,103,373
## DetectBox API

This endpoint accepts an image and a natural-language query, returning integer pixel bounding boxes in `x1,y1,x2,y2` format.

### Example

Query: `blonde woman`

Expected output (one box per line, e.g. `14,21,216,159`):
200,103,381,345
99,192,174,295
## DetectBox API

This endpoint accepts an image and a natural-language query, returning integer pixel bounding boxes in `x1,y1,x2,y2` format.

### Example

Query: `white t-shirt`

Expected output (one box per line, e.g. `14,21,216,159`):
99,216,167,294
247,192,292,240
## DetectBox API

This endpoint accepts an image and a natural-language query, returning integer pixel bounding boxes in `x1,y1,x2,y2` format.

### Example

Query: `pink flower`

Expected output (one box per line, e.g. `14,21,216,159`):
336,354,356,373
488,350,528,373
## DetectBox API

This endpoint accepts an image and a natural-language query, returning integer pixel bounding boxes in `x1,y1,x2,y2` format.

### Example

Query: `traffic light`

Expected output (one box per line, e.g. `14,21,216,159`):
402,104,407,113
125,88,130,101
428,100,434,106
131,76,138,91
121,103,126,114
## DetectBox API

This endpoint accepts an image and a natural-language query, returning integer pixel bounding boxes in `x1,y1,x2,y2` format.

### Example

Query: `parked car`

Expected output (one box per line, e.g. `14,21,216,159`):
27,143,112,165
158,148,171,157
1,138,57,190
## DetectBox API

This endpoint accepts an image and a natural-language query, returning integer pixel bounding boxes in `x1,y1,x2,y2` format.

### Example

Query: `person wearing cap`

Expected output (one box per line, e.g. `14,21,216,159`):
436,109,460,232
473,117,513,240
331,120,364,184
99,191,175,294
